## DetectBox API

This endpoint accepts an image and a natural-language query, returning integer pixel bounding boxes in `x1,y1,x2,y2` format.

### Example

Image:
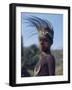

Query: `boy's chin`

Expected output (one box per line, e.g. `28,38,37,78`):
40,46,50,52
41,47,47,52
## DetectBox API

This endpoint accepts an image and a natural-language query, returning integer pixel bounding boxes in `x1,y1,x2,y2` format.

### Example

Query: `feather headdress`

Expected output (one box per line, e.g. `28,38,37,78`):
26,16,54,41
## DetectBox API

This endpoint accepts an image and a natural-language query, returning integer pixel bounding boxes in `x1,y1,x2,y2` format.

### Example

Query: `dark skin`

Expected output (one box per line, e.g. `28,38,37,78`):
34,36,55,76
39,36,51,52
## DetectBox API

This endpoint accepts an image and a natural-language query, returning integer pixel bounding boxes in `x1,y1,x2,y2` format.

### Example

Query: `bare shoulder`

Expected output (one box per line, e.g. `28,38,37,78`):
47,54,55,59
46,54,55,63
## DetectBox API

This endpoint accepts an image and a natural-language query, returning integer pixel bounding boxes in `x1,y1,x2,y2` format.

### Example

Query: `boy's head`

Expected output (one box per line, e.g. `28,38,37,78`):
39,27,54,51
27,16,54,51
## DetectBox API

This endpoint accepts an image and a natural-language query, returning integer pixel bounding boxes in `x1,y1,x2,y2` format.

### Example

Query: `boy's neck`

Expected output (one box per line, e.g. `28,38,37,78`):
42,48,51,54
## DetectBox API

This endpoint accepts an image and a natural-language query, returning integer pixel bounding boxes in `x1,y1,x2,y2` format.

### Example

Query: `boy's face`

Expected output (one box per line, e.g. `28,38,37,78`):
39,36,51,51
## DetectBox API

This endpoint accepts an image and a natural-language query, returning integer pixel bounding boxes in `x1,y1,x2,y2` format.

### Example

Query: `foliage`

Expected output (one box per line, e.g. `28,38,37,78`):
21,44,39,70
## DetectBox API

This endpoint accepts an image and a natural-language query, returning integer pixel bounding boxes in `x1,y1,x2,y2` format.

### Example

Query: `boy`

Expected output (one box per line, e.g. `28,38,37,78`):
34,29,55,76
28,16,55,76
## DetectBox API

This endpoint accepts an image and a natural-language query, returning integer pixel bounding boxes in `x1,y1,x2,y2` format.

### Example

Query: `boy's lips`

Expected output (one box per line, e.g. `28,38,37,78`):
41,44,46,49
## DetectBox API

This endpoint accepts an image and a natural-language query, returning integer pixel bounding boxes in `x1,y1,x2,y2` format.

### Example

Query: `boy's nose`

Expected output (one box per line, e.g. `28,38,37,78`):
40,40,44,45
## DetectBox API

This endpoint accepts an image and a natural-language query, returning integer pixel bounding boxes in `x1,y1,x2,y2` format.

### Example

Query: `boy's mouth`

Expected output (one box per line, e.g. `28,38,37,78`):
40,44,47,50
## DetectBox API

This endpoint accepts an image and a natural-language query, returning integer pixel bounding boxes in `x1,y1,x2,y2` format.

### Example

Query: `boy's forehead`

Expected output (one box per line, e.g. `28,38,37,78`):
39,33,48,41
39,29,48,37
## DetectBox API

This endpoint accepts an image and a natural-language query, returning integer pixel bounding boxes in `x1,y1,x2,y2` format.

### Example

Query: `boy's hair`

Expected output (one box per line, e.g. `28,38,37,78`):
26,16,54,44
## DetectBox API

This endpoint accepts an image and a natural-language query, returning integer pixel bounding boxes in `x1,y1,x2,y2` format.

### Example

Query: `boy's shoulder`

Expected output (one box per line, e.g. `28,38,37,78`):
46,54,55,63
47,54,54,59
40,52,55,64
